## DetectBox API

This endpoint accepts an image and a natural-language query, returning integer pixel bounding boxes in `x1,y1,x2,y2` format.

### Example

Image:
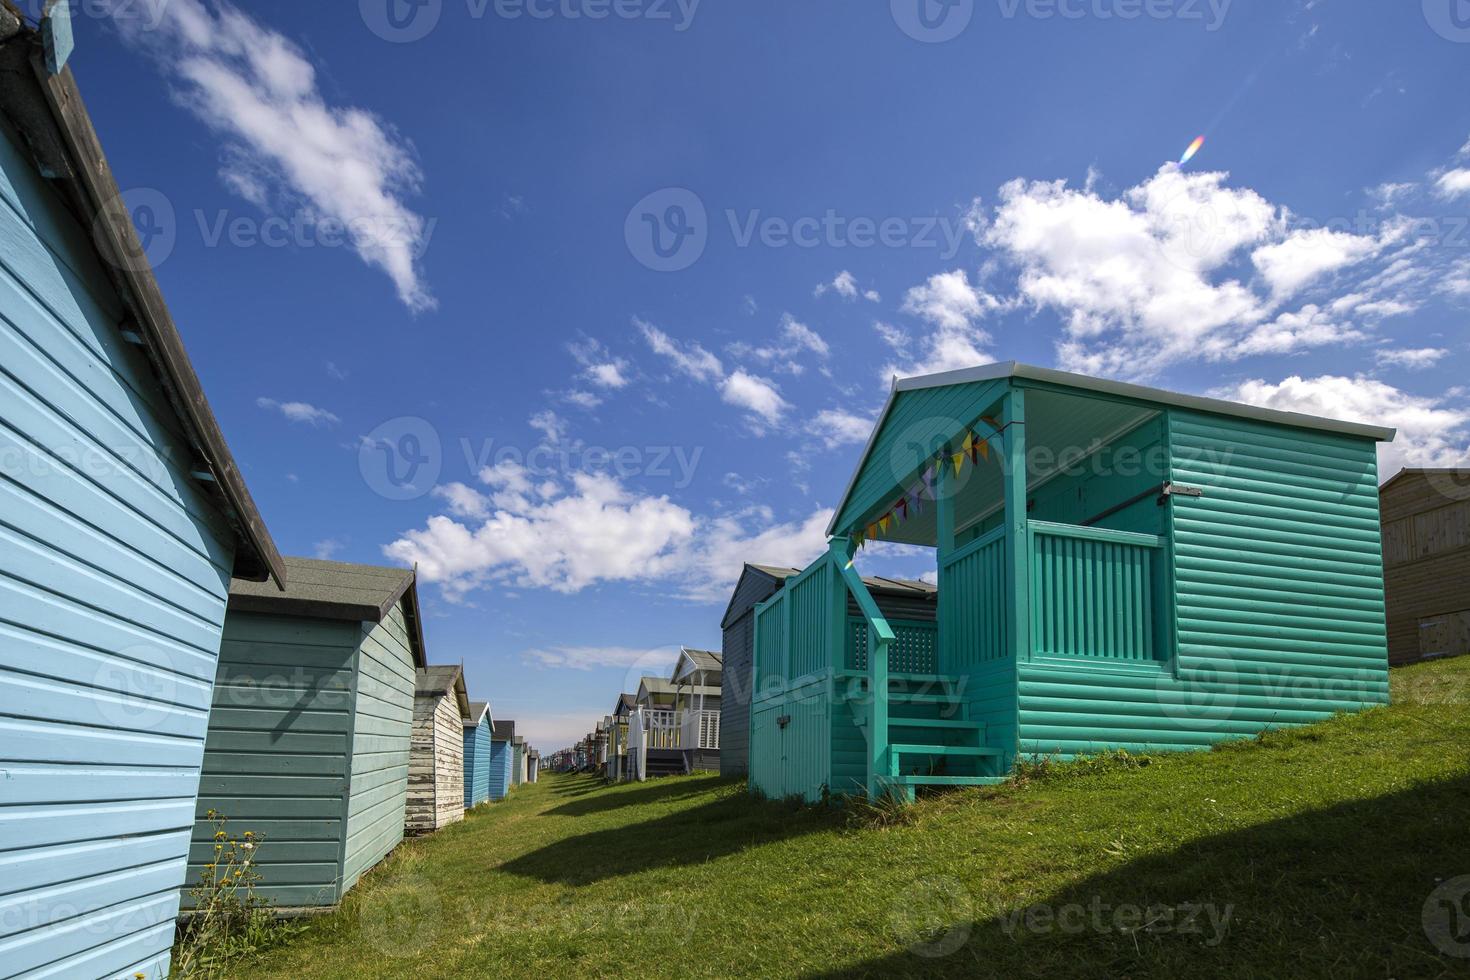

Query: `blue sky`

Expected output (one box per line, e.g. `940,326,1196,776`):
61,0,1468,749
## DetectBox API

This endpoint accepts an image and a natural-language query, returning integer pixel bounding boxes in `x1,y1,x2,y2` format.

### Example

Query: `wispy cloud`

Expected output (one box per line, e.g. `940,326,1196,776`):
256,397,339,426
112,0,435,311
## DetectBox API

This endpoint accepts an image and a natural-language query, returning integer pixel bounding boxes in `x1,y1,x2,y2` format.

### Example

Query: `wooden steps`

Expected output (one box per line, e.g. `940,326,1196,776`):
890,743,1000,758
891,775,1010,787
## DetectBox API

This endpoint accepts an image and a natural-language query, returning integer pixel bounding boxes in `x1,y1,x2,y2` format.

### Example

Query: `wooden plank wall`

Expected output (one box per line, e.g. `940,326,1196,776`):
341,605,416,894
1381,473,1470,663
406,691,464,834
189,613,359,910
0,117,238,978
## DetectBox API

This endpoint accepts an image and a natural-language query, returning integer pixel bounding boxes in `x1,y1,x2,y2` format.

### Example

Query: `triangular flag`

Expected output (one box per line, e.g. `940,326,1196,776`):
895,498,908,521
879,514,892,534
977,438,990,461
952,452,965,477
962,432,975,456
866,524,877,540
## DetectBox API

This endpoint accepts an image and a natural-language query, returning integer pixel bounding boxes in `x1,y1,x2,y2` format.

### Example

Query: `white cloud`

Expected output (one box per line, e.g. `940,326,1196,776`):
523,645,679,671
1218,375,1470,480
1434,169,1470,199
313,538,343,560
873,321,910,351
567,336,631,390
564,390,603,409
1374,347,1449,370
816,270,880,303
256,397,339,426
635,317,724,382
1251,227,1383,299
728,314,831,376
528,410,569,445
384,461,832,603
886,269,997,379
588,363,629,388
114,0,434,311
721,370,789,426
808,408,876,450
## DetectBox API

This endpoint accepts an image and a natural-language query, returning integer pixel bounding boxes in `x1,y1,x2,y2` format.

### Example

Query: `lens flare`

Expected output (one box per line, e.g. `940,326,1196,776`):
1179,135,1206,166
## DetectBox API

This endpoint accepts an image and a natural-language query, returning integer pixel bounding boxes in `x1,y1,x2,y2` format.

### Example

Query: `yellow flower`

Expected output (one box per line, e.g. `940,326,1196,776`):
214,831,226,840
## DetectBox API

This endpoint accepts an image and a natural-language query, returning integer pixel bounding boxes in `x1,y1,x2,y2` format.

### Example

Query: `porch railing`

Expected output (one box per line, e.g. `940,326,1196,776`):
681,709,721,750
846,618,938,673
1027,521,1164,662
642,708,680,748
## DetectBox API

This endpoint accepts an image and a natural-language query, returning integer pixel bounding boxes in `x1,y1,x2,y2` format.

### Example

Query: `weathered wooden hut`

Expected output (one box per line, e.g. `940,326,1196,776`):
720,566,936,777
406,666,469,834
489,720,515,800
187,558,426,910
463,700,494,808
527,750,540,783
0,13,287,978
672,648,723,772
512,734,527,785
751,362,1396,802
1380,469,1469,664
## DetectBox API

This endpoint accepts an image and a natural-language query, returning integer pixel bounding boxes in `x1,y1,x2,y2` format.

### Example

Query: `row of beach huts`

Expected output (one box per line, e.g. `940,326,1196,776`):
0,12,542,978
1,8,1467,979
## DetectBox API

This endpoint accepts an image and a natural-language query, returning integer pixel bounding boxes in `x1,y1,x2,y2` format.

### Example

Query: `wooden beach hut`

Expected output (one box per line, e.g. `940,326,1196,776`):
489,720,515,800
719,566,935,777
1379,469,1470,663
512,735,527,785
187,558,426,910
406,666,469,834
608,693,636,780
463,701,494,808
750,362,1396,802
0,12,286,978
527,750,540,783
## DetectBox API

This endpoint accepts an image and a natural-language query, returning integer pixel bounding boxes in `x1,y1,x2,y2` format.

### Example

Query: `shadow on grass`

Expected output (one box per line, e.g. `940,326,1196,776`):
544,775,738,817
501,784,841,886
810,773,1470,979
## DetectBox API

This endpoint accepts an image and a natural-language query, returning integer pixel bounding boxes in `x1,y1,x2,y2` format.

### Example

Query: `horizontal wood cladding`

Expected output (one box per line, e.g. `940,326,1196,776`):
0,115,236,979
406,691,464,834
1381,473,1470,663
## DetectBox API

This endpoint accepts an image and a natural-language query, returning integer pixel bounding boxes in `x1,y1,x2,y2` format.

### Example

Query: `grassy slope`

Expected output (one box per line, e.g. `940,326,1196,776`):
239,658,1470,979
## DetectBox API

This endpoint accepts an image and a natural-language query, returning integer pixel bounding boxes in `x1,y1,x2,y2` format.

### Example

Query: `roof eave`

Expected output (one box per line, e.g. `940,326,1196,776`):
0,31,284,586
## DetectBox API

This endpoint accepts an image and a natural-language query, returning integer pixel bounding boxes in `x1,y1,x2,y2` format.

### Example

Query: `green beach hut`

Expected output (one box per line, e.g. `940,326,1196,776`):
188,558,427,910
750,362,1396,802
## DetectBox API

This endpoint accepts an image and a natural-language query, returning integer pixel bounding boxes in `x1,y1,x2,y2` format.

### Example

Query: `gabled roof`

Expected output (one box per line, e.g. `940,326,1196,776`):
512,735,524,746
415,665,471,719
228,557,427,666
492,719,516,741
637,675,677,696
611,692,637,716
1380,467,1468,495
829,361,1399,537
721,563,936,628
679,648,722,672
0,13,282,585
465,701,491,728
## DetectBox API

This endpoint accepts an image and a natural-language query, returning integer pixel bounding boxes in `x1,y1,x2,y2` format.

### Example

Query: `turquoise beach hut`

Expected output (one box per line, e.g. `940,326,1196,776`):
187,558,427,911
0,13,285,978
750,362,1396,802
463,701,493,808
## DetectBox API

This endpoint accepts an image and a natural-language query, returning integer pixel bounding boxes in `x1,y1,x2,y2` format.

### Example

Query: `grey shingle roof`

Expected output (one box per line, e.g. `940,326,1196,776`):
492,720,516,740
465,701,491,727
681,648,723,672
415,665,470,719
228,556,426,665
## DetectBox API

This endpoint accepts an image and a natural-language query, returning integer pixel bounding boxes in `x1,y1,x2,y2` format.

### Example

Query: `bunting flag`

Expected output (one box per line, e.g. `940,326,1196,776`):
852,415,1013,544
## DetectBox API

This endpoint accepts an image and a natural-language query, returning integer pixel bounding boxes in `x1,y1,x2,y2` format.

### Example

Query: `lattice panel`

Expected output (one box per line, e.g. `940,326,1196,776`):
846,618,938,673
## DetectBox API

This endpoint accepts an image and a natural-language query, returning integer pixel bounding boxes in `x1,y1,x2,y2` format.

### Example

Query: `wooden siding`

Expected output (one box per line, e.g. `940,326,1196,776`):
189,614,357,910
720,612,758,776
1380,472,1470,663
1018,410,1390,759
341,606,415,894
463,722,492,808
488,739,513,800
406,693,464,834
0,119,237,979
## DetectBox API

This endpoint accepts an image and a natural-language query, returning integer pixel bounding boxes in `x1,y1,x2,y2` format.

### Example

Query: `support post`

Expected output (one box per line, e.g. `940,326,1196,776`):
832,538,896,800
1002,387,1030,662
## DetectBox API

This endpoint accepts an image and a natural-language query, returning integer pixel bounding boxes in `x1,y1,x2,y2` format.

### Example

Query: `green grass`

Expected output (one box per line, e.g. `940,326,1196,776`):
236,657,1470,978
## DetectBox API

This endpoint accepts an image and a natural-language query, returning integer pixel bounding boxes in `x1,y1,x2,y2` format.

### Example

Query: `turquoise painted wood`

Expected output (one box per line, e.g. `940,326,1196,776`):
750,373,1394,803
0,118,244,979
463,711,492,808
186,603,416,910
488,737,513,800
